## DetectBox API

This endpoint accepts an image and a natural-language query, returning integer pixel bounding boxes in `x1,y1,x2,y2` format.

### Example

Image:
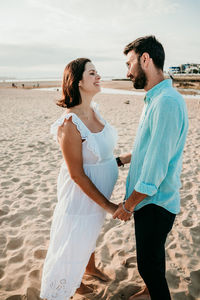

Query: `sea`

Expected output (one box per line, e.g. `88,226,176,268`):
1,77,200,99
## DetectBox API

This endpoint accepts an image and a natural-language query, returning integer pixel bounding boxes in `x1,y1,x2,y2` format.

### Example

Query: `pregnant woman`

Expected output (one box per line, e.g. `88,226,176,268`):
40,58,119,300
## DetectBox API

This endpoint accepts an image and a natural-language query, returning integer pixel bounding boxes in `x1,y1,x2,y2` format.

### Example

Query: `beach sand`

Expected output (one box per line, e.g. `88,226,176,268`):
0,84,200,300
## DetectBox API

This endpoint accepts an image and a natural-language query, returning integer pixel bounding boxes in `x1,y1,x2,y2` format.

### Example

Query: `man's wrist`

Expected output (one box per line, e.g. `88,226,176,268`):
122,201,133,214
125,190,147,212
124,197,136,212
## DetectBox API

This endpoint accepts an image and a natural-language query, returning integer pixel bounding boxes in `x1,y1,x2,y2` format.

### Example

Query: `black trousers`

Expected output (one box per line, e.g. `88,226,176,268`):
134,204,176,300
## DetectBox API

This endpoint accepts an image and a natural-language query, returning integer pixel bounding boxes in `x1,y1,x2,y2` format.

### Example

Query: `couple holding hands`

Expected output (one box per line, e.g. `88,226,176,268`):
40,36,188,300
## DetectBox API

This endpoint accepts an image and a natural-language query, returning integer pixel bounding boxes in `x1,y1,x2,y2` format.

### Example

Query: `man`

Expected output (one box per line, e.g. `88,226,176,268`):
113,36,188,300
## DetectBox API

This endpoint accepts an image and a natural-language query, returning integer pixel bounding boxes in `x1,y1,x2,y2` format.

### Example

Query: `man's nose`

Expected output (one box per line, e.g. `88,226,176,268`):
127,70,131,78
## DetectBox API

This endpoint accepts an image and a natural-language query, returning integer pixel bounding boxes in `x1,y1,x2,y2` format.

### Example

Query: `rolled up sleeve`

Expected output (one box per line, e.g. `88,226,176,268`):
134,97,183,196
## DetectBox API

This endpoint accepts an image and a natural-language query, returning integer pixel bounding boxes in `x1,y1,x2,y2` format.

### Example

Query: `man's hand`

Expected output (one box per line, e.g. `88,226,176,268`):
113,203,132,221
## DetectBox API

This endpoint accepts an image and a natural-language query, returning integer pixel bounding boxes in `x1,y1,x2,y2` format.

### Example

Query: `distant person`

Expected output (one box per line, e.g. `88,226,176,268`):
113,36,188,300
40,58,119,300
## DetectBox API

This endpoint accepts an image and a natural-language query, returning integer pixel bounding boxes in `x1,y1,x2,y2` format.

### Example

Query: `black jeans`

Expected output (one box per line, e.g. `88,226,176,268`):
134,204,176,300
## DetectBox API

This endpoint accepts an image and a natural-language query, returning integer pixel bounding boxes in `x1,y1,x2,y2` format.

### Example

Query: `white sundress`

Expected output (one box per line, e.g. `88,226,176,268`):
40,102,119,300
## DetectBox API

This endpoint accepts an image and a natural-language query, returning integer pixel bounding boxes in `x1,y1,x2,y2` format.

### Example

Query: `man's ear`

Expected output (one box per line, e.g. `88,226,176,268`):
141,52,150,68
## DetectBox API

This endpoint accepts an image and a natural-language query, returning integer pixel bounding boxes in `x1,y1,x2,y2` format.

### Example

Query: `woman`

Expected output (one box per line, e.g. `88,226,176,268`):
40,58,119,300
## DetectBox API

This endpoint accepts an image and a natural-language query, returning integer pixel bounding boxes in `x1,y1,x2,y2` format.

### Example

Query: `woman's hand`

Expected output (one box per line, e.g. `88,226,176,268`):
119,153,132,165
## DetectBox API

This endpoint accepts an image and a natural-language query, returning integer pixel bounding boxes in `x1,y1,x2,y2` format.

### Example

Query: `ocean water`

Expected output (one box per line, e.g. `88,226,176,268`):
33,86,200,99
0,76,114,83
33,86,145,96
2,77,199,99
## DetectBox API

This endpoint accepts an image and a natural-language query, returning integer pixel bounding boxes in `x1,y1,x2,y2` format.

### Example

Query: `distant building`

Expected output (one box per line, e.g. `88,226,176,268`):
169,63,200,74
169,66,181,74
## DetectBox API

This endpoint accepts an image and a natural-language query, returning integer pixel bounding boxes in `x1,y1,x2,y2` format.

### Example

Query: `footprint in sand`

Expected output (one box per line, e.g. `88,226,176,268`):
0,208,9,217
124,256,137,268
1,181,11,187
21,181,31,187
190,226,200,244
9,252,24,264
184,182,193,190
181,194,193,206
182,219,193,227
166,271,180,289
11,177,20,183
0,268,5,279
114,266,128,282
197,249,200,257
169,242,177,249
23,188,34,195
188,269,200,298
10,215,23,227
5,296,22,300
29,269,40,279
197,191,200,204
7,237,23,250
34,249,47,259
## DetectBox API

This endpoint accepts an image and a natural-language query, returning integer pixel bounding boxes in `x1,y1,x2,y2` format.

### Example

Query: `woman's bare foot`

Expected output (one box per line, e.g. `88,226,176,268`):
85,267,110,282
129,286,150,300
85,252,110,281
76,282,93,295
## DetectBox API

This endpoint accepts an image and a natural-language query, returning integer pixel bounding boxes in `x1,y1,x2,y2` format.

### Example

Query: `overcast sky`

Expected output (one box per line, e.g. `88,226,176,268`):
0,0,199,79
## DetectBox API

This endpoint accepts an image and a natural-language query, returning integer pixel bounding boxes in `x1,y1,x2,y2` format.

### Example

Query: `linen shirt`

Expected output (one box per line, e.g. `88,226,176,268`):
125,79,188,214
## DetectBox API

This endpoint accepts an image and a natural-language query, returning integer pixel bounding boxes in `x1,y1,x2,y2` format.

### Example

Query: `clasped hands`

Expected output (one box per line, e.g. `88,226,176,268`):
113,202,133,221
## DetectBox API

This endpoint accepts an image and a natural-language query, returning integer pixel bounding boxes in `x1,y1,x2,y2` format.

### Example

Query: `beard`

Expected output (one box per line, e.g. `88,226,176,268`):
131,60,147,89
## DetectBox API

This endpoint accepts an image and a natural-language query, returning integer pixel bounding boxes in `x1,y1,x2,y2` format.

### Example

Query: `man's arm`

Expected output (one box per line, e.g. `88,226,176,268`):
114,96,184,221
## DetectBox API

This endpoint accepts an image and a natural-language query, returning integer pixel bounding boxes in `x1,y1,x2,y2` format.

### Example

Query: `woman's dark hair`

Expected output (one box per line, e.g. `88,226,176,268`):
56,58,91,108
124,35,165,71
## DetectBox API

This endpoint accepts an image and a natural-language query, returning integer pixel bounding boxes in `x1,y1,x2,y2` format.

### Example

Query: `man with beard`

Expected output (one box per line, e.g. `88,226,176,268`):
113,36,188,300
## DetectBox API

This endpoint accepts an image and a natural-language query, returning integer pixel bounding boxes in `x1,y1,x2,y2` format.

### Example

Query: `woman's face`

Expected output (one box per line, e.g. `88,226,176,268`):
79,62,101,94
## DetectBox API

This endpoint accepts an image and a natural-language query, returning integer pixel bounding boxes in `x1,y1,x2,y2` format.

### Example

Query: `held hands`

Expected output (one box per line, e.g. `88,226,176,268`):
113,203,132,221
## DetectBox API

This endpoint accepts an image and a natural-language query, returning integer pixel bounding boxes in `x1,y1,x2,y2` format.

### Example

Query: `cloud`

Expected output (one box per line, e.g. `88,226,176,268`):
0,0,199,78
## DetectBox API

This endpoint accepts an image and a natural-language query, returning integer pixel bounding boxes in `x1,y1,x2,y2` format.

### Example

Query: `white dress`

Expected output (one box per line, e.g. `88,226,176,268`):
40,102,118,300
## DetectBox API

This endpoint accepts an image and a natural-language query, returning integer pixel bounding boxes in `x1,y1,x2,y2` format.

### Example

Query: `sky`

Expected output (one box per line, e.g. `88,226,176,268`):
0,0,199,79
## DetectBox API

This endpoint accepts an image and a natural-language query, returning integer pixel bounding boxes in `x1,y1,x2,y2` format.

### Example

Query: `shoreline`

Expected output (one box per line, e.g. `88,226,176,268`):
0,78,200,97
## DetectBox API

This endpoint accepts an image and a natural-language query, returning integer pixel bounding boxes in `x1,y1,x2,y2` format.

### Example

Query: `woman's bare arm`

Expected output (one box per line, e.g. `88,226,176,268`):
58,118,118,215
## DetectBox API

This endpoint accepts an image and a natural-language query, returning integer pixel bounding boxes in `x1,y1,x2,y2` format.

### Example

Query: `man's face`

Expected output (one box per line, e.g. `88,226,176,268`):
126,50,147,89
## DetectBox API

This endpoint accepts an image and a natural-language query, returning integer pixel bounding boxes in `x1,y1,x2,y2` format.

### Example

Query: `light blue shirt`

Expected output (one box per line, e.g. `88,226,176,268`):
125,79,188,214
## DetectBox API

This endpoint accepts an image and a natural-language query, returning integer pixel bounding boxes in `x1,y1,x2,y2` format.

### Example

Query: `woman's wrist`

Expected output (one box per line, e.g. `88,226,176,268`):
105,201,118,214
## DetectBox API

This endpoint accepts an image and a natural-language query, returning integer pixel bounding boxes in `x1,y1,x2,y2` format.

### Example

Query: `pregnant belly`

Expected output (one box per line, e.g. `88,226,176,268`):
83,158,118,199
56,158,118,215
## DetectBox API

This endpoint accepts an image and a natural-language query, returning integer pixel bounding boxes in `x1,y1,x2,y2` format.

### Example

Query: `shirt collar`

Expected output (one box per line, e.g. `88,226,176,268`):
144,79,172,103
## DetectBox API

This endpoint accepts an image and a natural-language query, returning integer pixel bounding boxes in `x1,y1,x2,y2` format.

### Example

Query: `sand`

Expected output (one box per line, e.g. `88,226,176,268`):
0,85,200,300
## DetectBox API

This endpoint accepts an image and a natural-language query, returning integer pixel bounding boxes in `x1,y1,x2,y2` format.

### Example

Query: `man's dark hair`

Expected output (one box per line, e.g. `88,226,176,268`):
124,35,165,71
